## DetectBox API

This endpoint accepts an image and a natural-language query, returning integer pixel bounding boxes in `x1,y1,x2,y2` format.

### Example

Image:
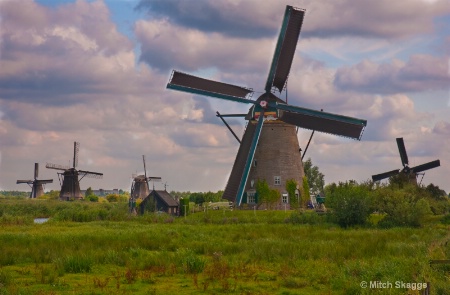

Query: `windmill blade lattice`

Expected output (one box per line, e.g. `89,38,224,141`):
168,71,254,104
265,6,305,93
78,170,103,179
410,160,440,174
396,138,409,167
46,163,70,171
371,169,400,182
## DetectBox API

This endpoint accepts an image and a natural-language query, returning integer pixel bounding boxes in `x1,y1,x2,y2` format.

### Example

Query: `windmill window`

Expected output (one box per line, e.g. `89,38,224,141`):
282,193,288,204
253,159,257,167
247,192,256,204
274,176,281,186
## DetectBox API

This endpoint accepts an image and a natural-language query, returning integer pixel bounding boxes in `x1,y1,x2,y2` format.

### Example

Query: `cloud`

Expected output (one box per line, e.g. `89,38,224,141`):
302,0,450,39
0,0,149,105
136,0,450,39
334,55,449,94
135,0,282,39
135,18,274,73
433,120,450,135
1,0,449,194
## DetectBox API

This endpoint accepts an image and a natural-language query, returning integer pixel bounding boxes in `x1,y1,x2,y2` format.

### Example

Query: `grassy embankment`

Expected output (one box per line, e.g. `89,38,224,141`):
0,199,449,295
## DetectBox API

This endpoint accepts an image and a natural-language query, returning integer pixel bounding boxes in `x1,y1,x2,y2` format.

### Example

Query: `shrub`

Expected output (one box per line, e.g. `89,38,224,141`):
326,181,372,228
373,186,432,227
441,214,450,225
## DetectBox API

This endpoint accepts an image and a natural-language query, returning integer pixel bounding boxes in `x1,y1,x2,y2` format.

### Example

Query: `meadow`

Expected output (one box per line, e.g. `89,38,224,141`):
0,199,449,295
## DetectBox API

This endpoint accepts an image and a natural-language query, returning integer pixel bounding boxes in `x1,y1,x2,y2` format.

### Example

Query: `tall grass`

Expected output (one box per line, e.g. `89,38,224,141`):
0,199,448,294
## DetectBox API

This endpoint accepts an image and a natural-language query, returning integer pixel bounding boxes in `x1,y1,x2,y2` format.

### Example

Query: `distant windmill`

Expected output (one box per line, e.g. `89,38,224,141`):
166,5,367,206
372,138,440,184
130,155,161,200
46,142,103,200
16,163,53,198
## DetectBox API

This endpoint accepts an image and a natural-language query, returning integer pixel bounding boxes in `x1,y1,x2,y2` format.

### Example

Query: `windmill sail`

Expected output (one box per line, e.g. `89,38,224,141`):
46,142,102,200
372,138,440,183
396,138,409,167
265,6,305,93
17,163,53,198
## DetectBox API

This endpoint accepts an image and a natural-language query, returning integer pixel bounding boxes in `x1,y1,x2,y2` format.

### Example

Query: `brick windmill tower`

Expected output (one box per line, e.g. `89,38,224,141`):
166,5,367,207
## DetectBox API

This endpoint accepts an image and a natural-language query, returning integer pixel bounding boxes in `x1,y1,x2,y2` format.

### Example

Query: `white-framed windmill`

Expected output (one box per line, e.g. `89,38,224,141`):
16,163,53,198
372,138,440,184
46,142,103,201
166,5,367,207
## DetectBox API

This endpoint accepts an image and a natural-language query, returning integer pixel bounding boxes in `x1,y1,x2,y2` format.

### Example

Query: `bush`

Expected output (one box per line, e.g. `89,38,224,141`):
373,186,432,227
326,182,372,228
85,195,98,202
441,214,450,225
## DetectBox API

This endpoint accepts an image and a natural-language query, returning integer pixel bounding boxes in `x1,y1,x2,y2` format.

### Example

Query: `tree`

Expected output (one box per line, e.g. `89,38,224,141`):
268,189,281,209
327,181,372,228
86,194,98,202
301,176,310,209
425,183,447,200
85,187,94,197
256,179,271,207
373,185,432,227
286,179,299,209
303,158,324,195
189,192,205,205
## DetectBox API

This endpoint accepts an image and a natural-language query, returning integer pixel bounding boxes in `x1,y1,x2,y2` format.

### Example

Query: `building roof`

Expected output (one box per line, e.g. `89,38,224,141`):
153,190,179,207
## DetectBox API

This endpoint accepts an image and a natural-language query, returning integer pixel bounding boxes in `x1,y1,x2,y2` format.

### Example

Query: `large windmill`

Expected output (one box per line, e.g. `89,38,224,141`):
166,5,367,206
131,155,162,200
16,163,53,198
372,138,440,184
46,142,103,200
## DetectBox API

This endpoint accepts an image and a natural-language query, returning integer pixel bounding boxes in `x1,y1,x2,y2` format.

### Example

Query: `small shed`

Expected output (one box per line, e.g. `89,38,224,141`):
140,190,179,216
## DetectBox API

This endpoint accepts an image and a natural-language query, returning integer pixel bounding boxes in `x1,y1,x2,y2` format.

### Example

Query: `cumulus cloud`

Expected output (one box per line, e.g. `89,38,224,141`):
433,120,450,135
0,0,151,104
135,18,274,73
136,0,450,39
1,0,449,193
334,55,449,94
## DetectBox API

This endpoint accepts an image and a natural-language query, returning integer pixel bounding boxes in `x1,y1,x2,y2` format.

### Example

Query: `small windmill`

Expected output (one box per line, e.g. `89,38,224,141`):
16,163,53,198
166,5,367,206
46,142,103,200
130,155,161,200
372,138,440,184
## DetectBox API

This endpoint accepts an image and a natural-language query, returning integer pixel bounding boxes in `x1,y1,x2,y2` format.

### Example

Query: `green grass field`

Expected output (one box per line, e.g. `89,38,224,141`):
0,199,449,294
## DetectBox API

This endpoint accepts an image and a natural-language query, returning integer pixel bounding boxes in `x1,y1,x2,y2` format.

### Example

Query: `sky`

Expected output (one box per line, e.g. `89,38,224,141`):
0,0,449,193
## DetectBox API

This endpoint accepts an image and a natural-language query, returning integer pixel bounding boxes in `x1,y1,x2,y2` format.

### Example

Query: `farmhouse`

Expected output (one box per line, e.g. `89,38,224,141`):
140,190,179,216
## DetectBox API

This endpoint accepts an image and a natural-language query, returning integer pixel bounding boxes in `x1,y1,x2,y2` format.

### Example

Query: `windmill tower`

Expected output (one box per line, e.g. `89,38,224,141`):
166,5,367,207
16,163,53,198
46,142,103,201
372,137,440,184
130,155,161,200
